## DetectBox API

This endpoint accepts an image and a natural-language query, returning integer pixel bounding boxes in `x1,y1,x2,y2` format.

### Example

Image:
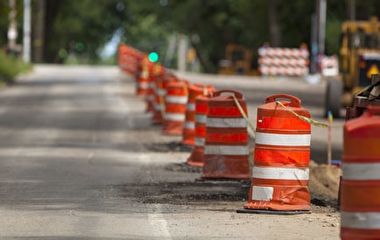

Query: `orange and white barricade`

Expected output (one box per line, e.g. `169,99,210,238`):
136,55,151,96
340,105,380,239
201,90,250,179
162,80,189,135
182,84,216,146
146,64,165,112
243,94,311,213
258,45,309,77
152,73,177,124
321,55,339,77
186,94,211,167
118,43,141,78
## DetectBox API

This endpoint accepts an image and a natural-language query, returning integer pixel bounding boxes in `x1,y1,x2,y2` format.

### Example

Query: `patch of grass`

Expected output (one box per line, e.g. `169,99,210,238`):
0,51,32,84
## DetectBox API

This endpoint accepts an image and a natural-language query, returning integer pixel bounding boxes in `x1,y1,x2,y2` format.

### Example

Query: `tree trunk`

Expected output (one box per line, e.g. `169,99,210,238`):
356,1,369,20
346,0,356,20
32,0,45,63
190,39,215,73
44,0,64,63
268,0,281,47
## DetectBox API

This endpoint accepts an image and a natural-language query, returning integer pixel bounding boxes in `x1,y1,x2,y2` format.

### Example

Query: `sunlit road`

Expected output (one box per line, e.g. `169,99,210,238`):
0,65,340,239
0,65,183,239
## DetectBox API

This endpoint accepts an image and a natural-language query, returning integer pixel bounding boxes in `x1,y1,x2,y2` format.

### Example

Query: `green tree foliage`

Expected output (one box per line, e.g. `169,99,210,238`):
46,0,130,63
2,0,380,71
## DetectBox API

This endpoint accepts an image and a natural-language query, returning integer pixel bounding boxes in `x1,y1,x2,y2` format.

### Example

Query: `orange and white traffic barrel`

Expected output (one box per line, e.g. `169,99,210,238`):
244,94,311,212
118,44,141,78
340,105,380,239
136,56,150,96
162,80,189,135
145,66,156,112
182,83,216,146
119,44,133,75
152,73,177,125
146,64,164,112
117,43,127,73
186,94,211,167
134,51,144,82
201,90,250,179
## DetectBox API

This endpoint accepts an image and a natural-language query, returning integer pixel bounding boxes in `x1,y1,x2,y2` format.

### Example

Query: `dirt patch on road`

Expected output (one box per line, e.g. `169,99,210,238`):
114,160,341,213
115,140,341,213
145,141,193,153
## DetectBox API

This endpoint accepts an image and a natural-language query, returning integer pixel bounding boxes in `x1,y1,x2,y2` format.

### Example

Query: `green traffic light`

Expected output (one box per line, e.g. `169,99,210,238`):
148,52,159,62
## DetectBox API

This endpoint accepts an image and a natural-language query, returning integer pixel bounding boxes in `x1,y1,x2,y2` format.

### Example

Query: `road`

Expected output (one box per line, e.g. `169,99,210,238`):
0,65,340,239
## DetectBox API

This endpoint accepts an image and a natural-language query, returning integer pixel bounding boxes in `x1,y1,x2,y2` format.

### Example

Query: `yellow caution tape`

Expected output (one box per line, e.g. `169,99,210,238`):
232,95,339,136
182,81,188,97
232,95,256,137
203,85,208,96
276,101,337,128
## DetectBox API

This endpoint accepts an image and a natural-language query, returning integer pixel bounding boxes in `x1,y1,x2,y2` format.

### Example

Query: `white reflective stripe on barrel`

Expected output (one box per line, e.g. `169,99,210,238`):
252,166,309,180
195,137,205,146
138,82,149,88
147,95,154,101
341,212,380,229
166,96,188,104
205,145,249,155
342,163,380,180
252,186,274,201
195,114,207,124
184,121,195,129
206,118,247,128
154,103,162,110
141,71,149,78
186,103,195,111
164,113,185,121
158,89,166,96
255,132,310,146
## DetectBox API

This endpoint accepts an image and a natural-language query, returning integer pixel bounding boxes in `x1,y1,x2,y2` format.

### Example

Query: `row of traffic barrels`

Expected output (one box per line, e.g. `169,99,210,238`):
124,48,313,213
118,43,380,240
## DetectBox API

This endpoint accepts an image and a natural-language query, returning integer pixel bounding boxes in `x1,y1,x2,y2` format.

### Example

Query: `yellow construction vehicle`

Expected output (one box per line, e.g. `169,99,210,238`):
218,44,257,76
325,16,380,117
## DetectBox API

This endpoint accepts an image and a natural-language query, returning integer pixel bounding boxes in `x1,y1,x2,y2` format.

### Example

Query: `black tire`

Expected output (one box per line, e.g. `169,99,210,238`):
324,78,343,118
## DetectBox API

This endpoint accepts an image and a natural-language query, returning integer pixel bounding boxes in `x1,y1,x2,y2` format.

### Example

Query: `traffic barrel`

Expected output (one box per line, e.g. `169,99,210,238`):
117,43,127,72
201,90,250,179
146,64,164,112
186,94,211,167
118,44,141,79
162,80,189,135
340,105,380,239
118,44,134,75
152,73,178,125
244,94,311,212
182,84,216,146
136,55,151,96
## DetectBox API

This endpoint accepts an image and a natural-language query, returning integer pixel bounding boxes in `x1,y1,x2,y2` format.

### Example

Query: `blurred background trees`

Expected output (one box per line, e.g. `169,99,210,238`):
1,0,380,72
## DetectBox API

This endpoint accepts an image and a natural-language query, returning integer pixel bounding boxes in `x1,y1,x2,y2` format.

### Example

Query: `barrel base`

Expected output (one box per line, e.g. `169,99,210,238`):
201,173,251,180
181,138,195,146
237,208,311,215
341,228,380,240
187,146,204,167
162,121,184,135
202,156,251,180
152,112,163,125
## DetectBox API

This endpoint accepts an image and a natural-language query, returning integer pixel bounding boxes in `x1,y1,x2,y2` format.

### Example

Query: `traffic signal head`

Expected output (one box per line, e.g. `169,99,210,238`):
148,51,159,63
